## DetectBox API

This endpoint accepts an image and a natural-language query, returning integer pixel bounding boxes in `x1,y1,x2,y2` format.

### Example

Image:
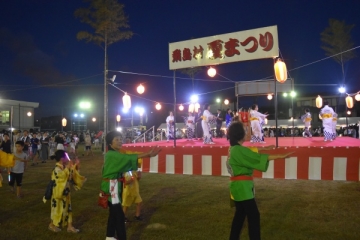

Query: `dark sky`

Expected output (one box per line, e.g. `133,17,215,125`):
1,0,360,127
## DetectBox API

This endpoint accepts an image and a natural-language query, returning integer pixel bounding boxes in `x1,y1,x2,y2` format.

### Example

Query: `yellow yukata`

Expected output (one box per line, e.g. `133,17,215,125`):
122,171,142,207
119,149,143,207
50,162,86,228
0,150,15,187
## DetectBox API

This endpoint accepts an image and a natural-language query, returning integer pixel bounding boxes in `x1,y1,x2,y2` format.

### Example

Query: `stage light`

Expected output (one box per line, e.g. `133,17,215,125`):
190,95,198,103
338,86,346,93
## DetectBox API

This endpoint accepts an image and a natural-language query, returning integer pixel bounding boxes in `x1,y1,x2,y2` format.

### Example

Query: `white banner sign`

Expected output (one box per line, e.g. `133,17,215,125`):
169,25,279,70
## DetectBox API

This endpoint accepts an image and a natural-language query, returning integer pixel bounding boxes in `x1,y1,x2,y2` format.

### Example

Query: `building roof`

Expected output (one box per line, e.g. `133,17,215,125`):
0,99,39,108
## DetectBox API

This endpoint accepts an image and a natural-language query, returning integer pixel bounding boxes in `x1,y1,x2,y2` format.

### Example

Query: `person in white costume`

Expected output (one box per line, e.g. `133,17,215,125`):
319,100,335,142
332,112,338,140
249,104,268,143
166,111,175,142
301,108,312,138
183,112,195,140
201,104,216,144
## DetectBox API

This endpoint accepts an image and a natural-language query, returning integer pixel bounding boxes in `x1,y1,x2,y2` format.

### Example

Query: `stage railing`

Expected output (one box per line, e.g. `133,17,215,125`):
133,126,155,143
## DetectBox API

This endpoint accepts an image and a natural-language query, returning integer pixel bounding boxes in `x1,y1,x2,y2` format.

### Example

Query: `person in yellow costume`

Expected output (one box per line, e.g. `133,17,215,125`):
46,150,86,233
119,148,144,222
0,149,15,187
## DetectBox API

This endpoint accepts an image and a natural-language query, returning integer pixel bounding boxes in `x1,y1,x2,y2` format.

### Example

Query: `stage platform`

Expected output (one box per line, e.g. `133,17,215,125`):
122,137,360,181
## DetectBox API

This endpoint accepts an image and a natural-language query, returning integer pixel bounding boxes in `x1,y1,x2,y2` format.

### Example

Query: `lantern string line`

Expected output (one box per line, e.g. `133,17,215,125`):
346,91,360,97
289,45,360,72
108,70,234,83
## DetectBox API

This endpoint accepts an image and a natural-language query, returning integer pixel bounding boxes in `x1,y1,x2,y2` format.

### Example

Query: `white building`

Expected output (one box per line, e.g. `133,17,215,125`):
0,99,39,131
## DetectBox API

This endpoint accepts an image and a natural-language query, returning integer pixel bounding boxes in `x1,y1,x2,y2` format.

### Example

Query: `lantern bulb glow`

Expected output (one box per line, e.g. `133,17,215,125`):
179,104,184,111
207,67,216,77
137,84,145,94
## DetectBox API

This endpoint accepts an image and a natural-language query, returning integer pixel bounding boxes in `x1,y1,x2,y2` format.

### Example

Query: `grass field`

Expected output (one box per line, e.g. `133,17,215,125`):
1,146,360,240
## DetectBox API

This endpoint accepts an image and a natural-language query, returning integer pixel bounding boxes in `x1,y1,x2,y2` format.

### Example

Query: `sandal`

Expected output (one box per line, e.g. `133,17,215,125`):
48,224,61,232
67,227,80,233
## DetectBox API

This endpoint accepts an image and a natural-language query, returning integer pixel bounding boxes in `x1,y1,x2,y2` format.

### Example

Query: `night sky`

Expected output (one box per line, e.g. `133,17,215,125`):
1,0,360,128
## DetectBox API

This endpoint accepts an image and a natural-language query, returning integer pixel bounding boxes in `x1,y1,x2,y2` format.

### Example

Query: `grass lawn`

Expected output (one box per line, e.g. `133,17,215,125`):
1,146,360,240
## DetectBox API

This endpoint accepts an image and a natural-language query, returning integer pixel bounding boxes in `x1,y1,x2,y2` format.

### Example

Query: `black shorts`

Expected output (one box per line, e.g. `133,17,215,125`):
85,146,91,150
9,172,23,187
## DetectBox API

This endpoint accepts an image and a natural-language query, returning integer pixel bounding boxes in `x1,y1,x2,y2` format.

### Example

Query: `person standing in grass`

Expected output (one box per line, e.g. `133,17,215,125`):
226,122,293,240
47,150,86,233
102,131,161,240
84,133,93,156
8,141,29,198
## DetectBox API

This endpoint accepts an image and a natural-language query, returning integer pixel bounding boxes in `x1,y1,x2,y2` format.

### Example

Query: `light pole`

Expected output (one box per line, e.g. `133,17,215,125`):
216,98,221,109
338,86,348,131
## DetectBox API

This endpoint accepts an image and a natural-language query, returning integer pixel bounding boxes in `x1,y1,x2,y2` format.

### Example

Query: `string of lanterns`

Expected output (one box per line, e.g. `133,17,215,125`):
121,59,290,112
316,92,360,109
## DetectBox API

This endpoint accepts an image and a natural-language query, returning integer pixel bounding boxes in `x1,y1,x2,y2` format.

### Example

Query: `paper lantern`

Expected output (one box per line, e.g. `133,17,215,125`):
264,118,268,124
207,67,216,77
179,104,184,111
116,114,121,122
27,112,32,117
316,95,322,108
355,93,360,101
137,84,145,94
224,99,229,105
346,96,354,109
194,103,200,113
122,93,131,109
155,103,161,110
274,59,287,83
267,94,273,100
188,103,195,113
62,118,67,127
92,117,96,122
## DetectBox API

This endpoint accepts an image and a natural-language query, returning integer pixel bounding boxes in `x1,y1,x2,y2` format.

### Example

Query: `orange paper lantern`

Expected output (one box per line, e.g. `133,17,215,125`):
122,93,131,109
316,95,322,108
346,96,354,109
274,59,287,83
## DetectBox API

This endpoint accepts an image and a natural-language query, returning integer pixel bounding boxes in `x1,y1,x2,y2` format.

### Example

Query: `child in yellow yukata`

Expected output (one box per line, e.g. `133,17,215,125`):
0,150,15,187
119,148,143,222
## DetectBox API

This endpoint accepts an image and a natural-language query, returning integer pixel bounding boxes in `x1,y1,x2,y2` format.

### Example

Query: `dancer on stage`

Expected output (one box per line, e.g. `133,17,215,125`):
332,112,338,140
183,112,195,140
166,111,175,142
319,100,335,142
201,104,216,144
249,104,268,143
301,108,312,138
194,111,203,140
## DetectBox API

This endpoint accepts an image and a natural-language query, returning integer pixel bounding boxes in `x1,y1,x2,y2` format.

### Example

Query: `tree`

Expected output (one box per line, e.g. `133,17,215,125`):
74,0,133,148
320,18,356,84
179,67,203,93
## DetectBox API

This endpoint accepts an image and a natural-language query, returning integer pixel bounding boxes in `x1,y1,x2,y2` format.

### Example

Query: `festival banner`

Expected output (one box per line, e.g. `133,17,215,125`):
169,25,279,70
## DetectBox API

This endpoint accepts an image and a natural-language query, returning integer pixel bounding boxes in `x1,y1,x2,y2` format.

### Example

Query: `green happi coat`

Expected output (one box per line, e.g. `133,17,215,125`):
227,145,269,201
101,150,139,203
